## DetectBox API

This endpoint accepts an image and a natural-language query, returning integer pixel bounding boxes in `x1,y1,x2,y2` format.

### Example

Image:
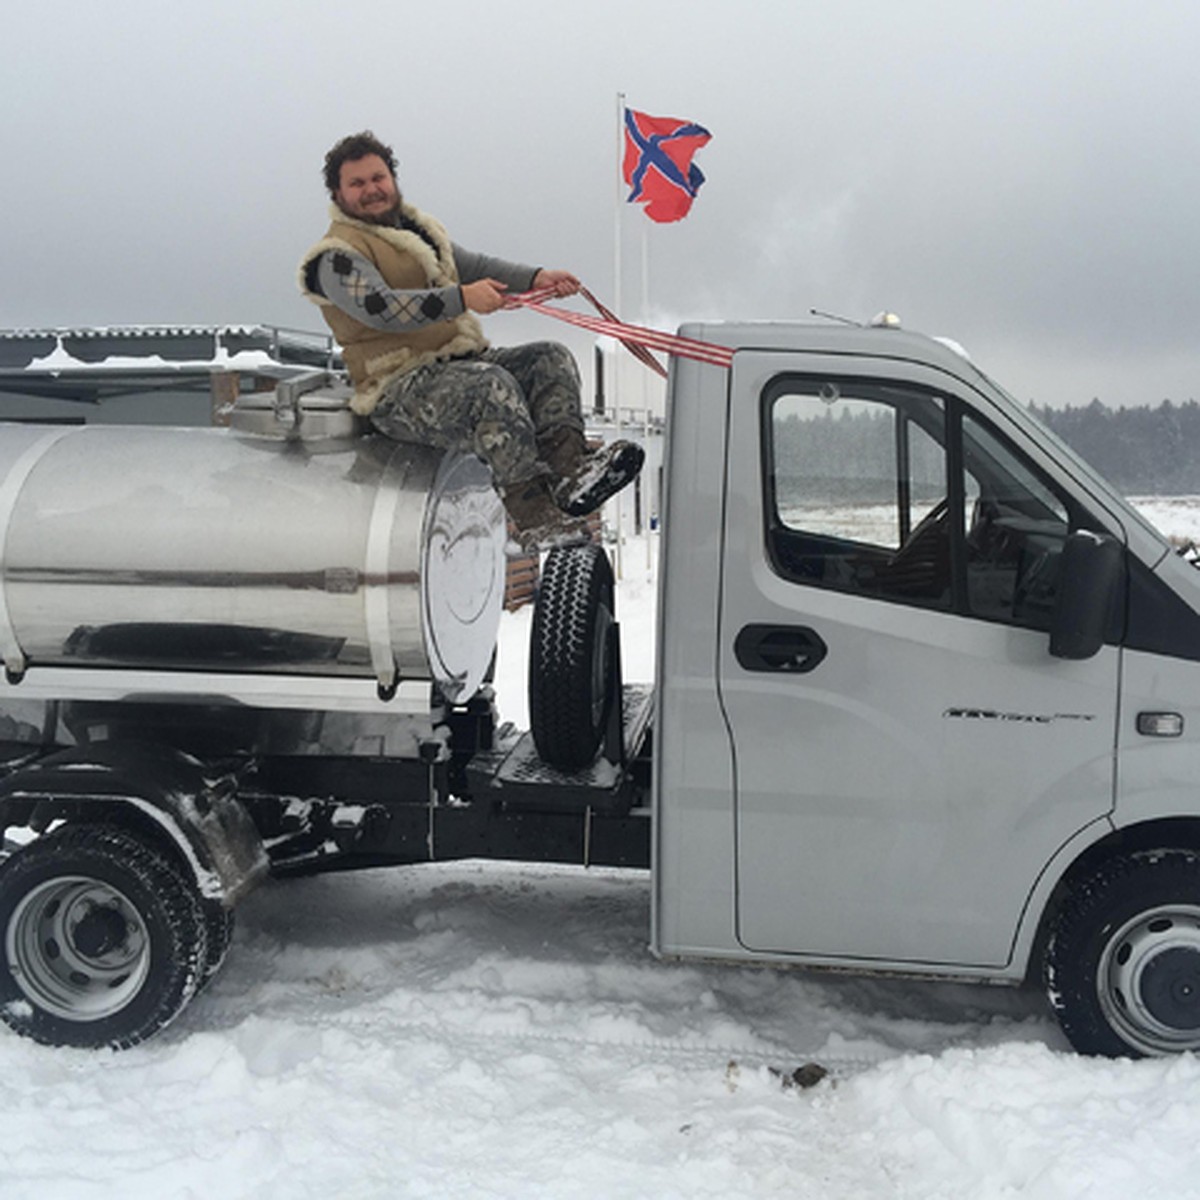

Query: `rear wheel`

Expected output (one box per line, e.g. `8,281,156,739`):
1046,850,1200,1057
0,825,208,1049
528,543,617,769
200,903,235,988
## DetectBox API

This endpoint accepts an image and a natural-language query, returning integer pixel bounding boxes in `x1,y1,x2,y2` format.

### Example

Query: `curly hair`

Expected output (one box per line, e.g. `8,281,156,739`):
323,131,398,197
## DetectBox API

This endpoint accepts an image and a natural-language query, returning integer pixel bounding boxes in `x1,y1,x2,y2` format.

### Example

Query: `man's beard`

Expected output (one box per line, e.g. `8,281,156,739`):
359,199,402,226
347,192,403,226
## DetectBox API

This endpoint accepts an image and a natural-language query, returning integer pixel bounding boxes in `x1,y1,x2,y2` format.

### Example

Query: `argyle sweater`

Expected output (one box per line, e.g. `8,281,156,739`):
299,203,537,415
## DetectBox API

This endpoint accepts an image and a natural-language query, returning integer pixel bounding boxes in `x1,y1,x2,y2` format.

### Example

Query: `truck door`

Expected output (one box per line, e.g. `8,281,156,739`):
720,359,1121,968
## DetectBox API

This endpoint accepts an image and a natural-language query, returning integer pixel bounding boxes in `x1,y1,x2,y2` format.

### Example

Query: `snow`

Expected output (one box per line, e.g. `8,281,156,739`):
1127,495,1200,545
3,510,1200,1198
25,343,282,375
4,860,1198,1199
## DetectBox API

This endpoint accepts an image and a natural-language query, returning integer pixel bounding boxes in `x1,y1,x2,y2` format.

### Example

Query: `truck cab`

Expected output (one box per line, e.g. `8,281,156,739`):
654,322,1200,1057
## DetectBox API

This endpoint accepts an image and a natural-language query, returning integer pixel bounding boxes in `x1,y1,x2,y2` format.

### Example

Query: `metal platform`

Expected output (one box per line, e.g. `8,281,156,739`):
470,684,654,814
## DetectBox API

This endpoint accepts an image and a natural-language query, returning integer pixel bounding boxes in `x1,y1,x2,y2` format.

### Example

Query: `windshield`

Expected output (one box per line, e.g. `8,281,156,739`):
965,360,1171,559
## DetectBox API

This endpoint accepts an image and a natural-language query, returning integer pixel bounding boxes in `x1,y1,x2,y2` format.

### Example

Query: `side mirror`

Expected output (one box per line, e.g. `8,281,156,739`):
1049,530,1122,660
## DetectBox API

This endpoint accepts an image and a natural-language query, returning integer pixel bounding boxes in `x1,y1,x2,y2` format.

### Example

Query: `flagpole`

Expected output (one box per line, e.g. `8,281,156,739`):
613,91,626,580
614,92,625,346
641,219,655,570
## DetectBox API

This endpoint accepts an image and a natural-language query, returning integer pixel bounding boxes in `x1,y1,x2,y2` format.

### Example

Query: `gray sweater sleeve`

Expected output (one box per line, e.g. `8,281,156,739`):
452,244,539,292
310,249,466,332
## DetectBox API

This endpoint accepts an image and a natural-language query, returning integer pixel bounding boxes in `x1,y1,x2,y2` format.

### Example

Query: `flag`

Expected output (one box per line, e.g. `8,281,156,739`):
622,108,711,223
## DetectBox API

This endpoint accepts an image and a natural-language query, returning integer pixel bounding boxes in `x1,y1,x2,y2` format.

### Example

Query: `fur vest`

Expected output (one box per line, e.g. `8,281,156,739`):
298,202,487,414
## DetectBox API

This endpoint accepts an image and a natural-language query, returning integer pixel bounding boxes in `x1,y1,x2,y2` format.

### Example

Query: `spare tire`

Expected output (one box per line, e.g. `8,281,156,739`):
528,544,617,769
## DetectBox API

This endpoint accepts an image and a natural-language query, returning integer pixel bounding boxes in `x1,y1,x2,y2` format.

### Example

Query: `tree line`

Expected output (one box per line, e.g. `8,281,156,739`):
1031,398,1200,495
773,396,1200,497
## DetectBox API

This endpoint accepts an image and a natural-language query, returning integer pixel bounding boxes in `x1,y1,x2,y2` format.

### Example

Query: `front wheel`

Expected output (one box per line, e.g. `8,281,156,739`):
0,825,209,1049
1046,849,1200,1057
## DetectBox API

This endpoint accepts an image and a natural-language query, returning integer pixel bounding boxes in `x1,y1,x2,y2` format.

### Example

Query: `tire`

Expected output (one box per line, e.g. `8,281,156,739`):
1046,849,1200,1057
199,903,235,989
0,825,209,1049
528,543,617,769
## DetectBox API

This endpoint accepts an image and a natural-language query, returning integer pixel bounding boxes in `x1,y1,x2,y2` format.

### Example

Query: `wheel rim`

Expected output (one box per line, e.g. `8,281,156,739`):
6,875,150,1022
1097,903,1200,1054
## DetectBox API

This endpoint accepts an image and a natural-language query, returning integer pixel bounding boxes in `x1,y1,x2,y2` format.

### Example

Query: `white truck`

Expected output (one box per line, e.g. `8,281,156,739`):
0,320,1196,1060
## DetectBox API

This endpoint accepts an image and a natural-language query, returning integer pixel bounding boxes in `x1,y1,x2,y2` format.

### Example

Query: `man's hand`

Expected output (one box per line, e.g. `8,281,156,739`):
533,269,581,298
462,278,509,314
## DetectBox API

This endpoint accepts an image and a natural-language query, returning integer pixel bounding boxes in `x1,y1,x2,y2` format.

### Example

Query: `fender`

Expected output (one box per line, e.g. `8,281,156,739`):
0,740,267,905
1007,812,1117,975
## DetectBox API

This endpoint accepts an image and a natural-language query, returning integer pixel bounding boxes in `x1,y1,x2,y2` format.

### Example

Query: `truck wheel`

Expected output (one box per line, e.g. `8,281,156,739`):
1046,850,1200,1057
200,903,235,988
0,825,208,1049
529,543,616,769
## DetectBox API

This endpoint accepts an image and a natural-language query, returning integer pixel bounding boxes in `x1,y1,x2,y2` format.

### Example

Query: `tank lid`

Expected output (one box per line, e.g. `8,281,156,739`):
231,371,365,440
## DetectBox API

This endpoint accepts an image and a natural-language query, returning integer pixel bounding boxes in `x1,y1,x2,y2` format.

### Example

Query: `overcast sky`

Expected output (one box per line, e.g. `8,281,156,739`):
3,0,1198,408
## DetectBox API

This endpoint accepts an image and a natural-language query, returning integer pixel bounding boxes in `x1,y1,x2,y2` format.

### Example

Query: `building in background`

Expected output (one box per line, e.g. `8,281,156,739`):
0,325,338,426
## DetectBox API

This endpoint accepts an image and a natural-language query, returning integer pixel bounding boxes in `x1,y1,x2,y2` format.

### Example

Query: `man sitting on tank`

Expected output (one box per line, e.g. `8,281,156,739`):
299,130,642,551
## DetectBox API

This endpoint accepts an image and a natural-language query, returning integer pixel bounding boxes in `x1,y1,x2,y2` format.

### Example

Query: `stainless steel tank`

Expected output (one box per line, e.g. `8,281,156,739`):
0,383,506,704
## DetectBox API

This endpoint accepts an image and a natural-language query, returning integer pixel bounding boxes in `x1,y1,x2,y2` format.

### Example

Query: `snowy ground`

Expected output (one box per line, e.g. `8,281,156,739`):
3,504,1200,1198
1127,495,1200,546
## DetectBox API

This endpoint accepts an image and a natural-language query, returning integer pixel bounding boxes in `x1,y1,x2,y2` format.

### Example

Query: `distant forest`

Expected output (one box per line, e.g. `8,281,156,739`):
1032,399,1200,495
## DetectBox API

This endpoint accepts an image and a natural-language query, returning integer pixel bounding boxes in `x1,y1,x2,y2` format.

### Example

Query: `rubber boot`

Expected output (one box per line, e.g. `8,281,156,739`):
500,477,589,555
540,427,646,518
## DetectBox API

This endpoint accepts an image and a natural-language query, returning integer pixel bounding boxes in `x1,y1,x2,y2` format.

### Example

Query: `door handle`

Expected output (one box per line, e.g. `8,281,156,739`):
734,624,828,674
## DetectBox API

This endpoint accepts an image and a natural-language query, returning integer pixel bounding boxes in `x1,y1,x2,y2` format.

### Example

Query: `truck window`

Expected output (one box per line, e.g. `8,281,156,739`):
961,412,1070,628
766,377,1084,630
766,380,952,606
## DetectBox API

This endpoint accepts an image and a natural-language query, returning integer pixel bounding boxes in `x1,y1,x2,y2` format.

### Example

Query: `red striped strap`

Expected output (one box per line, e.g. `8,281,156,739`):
502,287,733,375
577,287,668,378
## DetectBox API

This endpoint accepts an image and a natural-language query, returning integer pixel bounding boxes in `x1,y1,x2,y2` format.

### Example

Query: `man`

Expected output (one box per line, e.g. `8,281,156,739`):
299,131,643,550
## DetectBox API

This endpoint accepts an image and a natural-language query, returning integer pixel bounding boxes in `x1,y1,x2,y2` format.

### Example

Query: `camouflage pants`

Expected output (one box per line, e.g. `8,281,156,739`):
369,341,583,488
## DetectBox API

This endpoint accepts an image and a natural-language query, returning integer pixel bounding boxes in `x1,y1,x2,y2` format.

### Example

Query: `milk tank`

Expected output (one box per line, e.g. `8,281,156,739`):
0,378,507,703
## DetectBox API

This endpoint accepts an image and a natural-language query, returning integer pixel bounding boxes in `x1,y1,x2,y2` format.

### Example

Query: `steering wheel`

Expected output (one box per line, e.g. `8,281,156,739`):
889,498,949,569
